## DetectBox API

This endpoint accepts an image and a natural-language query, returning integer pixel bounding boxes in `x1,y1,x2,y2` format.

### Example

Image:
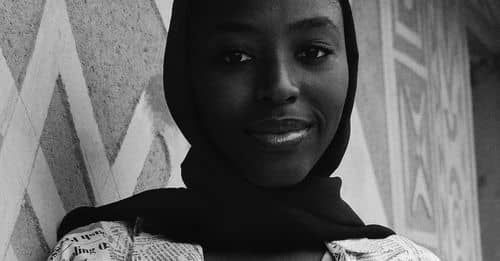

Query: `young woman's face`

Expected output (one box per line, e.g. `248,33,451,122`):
190,0,348,187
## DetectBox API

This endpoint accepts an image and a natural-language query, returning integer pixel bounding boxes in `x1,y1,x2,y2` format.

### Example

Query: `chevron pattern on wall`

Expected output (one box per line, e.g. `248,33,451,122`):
0,0,187,260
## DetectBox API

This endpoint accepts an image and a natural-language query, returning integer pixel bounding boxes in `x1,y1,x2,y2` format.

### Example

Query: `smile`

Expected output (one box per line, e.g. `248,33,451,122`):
245,119,314,150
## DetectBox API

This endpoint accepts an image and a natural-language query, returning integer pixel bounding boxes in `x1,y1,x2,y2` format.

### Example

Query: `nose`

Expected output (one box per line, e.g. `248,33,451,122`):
256,54,299,105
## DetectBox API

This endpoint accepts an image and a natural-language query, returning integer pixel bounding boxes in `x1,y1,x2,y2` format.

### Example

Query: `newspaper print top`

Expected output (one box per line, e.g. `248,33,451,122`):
47,221,440,261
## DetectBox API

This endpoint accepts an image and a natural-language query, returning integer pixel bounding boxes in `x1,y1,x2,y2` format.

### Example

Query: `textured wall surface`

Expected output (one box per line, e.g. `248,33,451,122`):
0,0,482,260
378,0,482,259
0,0,185,260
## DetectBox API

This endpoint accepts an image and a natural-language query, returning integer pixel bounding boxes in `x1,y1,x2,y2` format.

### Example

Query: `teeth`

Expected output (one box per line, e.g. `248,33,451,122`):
262,130,305,143
251,128,309,146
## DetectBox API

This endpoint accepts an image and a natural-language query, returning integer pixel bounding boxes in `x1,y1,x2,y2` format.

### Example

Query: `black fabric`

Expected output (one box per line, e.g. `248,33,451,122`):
57,0,394,251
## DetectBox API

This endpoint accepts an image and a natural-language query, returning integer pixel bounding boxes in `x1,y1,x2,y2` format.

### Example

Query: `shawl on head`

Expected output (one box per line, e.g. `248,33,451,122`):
57,0,394,251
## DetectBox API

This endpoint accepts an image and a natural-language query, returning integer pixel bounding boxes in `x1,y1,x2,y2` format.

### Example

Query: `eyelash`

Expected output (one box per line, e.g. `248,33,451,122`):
218,45,334,65
220,50,253,65
296,45,335,64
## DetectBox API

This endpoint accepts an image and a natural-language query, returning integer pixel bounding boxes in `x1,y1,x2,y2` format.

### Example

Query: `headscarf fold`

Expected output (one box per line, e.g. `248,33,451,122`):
57,0,394,251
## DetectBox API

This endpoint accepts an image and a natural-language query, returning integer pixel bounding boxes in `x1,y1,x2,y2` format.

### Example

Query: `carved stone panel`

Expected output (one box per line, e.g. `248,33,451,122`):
381,0,482,260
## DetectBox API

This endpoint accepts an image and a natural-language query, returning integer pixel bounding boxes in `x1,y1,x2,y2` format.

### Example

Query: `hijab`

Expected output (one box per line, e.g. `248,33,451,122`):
57,0,394,251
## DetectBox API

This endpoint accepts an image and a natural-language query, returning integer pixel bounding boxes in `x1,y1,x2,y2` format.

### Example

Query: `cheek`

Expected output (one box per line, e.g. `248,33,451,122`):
192,69,254,133
309,65,349,138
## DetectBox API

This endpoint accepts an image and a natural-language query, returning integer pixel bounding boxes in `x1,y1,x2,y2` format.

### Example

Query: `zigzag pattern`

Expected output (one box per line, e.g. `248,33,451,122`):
0,0,188,260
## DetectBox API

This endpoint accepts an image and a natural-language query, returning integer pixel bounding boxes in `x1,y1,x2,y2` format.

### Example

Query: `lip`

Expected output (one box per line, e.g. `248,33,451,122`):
245,118,314,150
247,118,313,133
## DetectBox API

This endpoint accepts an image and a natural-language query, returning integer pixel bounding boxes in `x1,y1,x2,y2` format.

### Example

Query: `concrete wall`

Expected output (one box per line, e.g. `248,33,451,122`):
0,0,482,260
0,0,187,260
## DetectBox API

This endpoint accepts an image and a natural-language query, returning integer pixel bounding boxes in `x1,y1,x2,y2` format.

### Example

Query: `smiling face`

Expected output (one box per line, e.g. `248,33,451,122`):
189,0,348,187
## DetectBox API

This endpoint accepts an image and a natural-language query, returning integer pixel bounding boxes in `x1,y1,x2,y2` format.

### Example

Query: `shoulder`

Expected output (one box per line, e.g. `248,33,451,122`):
51,223,440,261
48,221,203,261
48,221,130,261
326,235,441,261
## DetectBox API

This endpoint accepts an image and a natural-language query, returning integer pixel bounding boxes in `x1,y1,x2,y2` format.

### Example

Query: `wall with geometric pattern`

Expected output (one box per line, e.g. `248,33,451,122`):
339,1,482,260
0,0,187,260
0,0,482,260
377,1,482,260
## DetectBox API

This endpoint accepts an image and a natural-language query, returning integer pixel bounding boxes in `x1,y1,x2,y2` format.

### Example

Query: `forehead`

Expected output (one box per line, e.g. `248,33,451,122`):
189,0,343,31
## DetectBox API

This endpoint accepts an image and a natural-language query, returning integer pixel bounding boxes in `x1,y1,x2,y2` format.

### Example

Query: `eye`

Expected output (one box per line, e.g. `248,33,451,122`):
296,46,333,63
221,51,253,64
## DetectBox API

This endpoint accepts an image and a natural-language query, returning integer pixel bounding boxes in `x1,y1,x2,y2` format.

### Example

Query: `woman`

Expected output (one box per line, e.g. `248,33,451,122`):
50,0,440,260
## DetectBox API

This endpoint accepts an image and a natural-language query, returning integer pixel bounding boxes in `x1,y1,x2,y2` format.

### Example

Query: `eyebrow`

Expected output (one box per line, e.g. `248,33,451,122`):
287,17,340,35
213,17,340,35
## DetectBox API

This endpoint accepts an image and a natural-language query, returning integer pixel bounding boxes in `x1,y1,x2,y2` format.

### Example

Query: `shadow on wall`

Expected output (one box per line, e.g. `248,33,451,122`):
134,73,178,194
471,53,500,261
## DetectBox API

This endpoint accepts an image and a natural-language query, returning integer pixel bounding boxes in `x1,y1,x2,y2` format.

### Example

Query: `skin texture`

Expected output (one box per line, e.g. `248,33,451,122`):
189,0,347,188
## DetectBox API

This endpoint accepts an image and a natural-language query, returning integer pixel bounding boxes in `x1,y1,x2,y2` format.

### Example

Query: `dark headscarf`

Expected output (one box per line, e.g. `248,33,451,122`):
57,0,394,251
